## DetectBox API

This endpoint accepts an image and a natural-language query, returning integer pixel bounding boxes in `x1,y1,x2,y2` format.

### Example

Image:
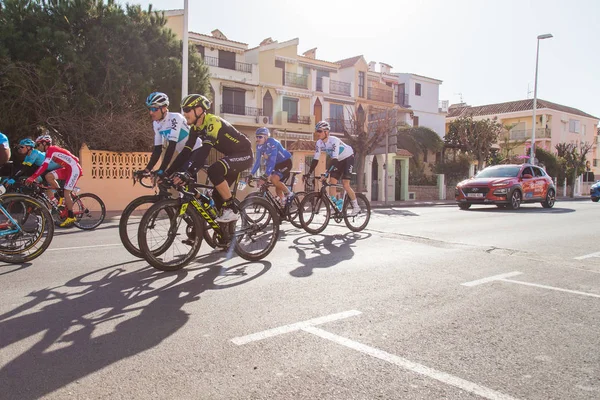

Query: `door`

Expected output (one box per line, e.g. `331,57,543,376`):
520,166,535,200
532,166,548,198
371,157,379,201
395,159,402,200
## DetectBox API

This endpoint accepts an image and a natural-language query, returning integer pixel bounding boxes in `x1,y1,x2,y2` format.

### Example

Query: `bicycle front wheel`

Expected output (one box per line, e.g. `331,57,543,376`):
288,191,305,229
233,197,279,261
0,194,54,262
299,192,330,234
73,193,106,230
343,193,371,232
119,195,163,258
138,199,203,271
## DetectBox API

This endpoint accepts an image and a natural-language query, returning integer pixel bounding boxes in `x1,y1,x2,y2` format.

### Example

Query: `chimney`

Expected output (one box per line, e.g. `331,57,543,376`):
303,47,317,59
379,62,392,75
368,61,376,72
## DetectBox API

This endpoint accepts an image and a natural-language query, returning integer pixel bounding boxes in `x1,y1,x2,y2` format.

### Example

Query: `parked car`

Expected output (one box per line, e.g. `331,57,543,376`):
591,180,600,202
455,164,556,210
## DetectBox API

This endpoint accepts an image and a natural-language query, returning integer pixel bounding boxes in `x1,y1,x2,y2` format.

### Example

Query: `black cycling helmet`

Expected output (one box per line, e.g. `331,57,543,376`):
181,94,211,112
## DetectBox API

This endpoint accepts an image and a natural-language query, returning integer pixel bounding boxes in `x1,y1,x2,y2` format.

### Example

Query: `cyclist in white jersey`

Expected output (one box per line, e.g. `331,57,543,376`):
306,120,361,216
142,92,201,176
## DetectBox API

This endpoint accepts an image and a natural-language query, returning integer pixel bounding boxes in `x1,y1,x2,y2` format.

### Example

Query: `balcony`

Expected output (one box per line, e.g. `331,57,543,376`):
327,118,351,133
202,55,252,73
330,80,351,96
287,114,311,124
220,104,262,116
395,93,409,107
367,87,393,103
285,72,308,89
509,128,552,141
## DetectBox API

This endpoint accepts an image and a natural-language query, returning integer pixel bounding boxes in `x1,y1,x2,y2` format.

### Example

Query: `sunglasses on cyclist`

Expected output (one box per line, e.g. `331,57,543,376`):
256,135,267,140
17,145,27,149
181,106,198,113
147,106,162,112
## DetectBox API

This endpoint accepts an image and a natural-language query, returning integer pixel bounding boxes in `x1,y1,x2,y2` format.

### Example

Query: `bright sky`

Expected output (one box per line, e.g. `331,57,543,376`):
125,0,600,119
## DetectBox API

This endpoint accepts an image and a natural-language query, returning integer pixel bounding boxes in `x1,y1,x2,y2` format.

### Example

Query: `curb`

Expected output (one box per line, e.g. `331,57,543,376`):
370,196,590,209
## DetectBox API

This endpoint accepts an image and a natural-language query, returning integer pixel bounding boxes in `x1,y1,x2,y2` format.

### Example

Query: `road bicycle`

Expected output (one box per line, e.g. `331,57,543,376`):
298,174,371,234
137,173,279,271
0,189,54,263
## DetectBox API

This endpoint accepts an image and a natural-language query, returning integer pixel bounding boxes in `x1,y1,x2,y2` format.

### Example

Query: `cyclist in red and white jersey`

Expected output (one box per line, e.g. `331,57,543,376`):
26,135,83,227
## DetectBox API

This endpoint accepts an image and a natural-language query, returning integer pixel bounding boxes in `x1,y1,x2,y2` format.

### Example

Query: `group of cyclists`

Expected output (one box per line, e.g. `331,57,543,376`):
0,131,83,228
142,91,362,222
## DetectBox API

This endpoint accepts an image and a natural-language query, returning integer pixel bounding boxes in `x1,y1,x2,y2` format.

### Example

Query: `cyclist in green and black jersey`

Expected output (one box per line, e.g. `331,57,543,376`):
167,94,253,222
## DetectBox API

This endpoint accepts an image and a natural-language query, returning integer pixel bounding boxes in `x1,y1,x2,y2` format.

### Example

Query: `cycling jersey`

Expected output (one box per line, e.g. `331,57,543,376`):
0,133,9,149
313,136,354,161
152,112,200,153
250,137,291,176
29,146,81,182
22,149,60,171
168,113,252,174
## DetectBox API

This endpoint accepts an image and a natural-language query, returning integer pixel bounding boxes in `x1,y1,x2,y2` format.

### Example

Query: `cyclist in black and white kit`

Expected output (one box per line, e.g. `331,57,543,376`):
168,94,253,222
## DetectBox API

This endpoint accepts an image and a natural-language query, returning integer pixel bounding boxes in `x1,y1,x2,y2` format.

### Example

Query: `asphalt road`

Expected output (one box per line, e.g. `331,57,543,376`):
1,200,599,400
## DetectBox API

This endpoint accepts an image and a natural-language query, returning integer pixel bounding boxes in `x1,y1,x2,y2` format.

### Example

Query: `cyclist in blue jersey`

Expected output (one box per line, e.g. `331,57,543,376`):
11,138,61,182
0,132,10,166
247,127,294,205
142,92,201,177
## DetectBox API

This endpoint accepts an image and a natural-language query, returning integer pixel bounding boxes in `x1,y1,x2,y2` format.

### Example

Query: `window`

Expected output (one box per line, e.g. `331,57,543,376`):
521,167,534,177
569,119,581,133
395,83,406,106
533,167,545,177
283,97,298,120
415,83,421,96
316,70,329,92
329,104,344,132
358,71,365,98
218,50,236,70
262,91,273,118
222,88,246,115
275,60,285,83
413,116,419,127
196,44,205,58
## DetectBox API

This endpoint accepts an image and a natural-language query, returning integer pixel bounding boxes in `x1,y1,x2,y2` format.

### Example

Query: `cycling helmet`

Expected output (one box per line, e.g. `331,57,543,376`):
315,120,330,131
35,134,53,145
181,94,211,112
255,127,270,137
19,138,36,147
145,92,169,108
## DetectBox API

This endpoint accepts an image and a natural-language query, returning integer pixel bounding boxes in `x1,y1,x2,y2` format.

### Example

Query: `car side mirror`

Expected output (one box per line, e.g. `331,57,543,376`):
522,174,533,179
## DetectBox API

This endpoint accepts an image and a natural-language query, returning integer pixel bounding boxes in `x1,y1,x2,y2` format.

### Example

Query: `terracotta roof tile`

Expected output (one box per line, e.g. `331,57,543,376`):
447,99,598,120
288,139,316,151
336,55,363,68
396,149,413,157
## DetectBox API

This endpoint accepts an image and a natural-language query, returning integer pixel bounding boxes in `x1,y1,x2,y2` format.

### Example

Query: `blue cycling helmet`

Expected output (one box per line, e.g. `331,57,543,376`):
19,138,36,147
255,127,270,137
145,92,169,108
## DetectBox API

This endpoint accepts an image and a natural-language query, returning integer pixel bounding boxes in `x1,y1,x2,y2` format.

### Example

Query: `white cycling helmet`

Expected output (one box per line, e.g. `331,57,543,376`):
315,120,330,131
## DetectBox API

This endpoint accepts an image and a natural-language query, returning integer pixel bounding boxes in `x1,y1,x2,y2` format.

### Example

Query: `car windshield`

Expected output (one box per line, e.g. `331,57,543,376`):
475,166,520,178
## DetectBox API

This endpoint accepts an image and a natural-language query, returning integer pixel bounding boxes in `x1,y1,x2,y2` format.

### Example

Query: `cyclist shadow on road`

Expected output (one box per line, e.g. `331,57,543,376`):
289,232,371,278
0,257,269,400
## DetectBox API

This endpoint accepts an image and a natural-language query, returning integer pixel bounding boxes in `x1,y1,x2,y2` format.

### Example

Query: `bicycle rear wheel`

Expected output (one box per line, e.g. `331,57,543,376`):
343,193,371,232
299,192,330,234
233,197,279,261
0,194,54,262
119,195,163,258
138,199,203,271
72,193,106,230
287,191,305,229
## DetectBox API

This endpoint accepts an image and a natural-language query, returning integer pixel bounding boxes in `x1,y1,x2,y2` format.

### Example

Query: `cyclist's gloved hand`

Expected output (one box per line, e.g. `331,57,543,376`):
258,174,268,185
25,177,35,186
172,171,192,186
5,178,15,186
302,173,311,181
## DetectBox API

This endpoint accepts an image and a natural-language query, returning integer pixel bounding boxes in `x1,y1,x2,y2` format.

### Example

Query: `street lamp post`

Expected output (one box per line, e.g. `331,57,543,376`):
181,0,189,98
530,33,553,164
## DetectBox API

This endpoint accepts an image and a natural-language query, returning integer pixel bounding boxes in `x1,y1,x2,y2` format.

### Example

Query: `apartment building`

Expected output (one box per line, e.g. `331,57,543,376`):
446,99,599,176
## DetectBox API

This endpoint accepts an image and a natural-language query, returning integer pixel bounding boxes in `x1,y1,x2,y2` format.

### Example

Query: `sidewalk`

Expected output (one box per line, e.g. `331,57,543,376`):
370,196,590,209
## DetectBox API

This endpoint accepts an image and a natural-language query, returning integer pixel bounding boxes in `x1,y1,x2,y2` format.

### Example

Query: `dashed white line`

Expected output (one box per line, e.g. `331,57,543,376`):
500,279,600,299
461,272,523,287
575,251,600,260
303,326,519,400
230,310,361,345
47,243,122,251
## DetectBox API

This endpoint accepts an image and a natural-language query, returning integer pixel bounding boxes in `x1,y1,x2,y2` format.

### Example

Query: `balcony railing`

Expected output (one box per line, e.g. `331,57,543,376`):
285,72,308,89
367,87,393,103
220,104,262,116
287,114,311,124
395,93,409,107
202,55,252,73
509,128,551,140
330,80,351,96
327,118,351,133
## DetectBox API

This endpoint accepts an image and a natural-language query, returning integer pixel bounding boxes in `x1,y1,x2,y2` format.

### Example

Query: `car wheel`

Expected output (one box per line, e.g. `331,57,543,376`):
542,189,555,208
592,197,599,203
458,203,471,210
507,190,521,210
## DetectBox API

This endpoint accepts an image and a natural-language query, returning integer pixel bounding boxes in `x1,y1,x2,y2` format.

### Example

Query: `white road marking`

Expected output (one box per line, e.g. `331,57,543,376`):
575,251,600,260
461,272,523,287
501,279,600,299
230,310,361,345
47,243,122,251
303,326,519,400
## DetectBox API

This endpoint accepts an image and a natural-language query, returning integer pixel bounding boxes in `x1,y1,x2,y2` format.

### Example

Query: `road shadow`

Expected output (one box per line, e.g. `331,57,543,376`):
53,223,117,236
464,206,575,214
0,256,269,399
0,260,33,275
288,232,371,277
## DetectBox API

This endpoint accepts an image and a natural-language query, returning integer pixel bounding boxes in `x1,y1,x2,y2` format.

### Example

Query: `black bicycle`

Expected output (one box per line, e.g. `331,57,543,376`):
298,174,371,234
137,173,280,271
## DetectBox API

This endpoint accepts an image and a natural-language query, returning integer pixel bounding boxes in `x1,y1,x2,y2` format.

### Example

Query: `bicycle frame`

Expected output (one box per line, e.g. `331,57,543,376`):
318,178,348,216
0,204,24,236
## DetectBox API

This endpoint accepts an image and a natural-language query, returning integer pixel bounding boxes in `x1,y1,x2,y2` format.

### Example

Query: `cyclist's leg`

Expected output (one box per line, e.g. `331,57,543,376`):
271,159,292,200
45,170,61,199
209,152,253,222
60,164,81,226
